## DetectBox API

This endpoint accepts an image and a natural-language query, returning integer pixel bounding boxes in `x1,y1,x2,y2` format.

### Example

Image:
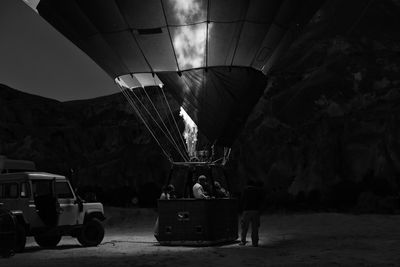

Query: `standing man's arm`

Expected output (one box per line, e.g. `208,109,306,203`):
241,187,248,210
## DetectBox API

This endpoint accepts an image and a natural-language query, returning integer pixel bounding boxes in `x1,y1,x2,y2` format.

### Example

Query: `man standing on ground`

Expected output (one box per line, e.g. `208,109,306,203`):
240,180,265,247
193,175,210,199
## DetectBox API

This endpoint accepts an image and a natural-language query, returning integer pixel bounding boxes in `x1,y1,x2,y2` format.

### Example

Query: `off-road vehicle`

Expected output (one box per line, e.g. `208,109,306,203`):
0,156,105,251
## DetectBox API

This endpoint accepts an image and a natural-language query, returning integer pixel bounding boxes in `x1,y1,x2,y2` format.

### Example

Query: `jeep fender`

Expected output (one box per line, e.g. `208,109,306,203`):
83,211,105,224
10,210,29,231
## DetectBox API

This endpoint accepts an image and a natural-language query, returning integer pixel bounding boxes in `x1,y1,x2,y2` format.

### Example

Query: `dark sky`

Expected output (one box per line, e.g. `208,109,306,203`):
0,0,117,101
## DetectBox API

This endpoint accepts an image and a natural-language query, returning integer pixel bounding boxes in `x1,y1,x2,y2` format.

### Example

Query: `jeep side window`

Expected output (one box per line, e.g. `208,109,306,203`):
55,181,74,199
32,180,53,197
20,182,30,198
4,183,18,199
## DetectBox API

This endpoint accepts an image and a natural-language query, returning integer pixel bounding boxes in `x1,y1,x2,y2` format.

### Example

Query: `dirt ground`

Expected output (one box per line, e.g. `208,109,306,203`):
2,207,400,267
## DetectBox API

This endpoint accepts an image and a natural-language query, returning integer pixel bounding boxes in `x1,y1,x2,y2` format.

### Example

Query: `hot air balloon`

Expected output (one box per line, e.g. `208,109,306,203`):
35,0,324,244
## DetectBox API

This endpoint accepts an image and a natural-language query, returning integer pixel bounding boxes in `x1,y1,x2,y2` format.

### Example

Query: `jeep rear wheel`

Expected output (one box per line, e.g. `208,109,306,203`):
77,218,104,246
34,234,62,248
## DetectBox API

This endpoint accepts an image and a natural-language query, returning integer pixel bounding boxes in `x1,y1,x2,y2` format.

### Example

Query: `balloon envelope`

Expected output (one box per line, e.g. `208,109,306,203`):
37,0,323,146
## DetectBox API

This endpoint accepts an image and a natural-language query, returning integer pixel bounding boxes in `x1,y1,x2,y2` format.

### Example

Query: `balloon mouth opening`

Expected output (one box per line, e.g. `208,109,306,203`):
115,74,164,89
22,0,39,11
116,73,199,160
115,72,201,162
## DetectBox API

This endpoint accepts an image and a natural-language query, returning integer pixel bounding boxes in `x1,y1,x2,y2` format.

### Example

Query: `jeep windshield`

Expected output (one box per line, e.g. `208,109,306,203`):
55,181,74,199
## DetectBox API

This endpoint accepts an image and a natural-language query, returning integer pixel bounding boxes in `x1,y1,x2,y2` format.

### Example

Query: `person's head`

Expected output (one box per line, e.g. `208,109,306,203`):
162,184,175,194
198,175,207,186
214,181,221,189
166,184,175,193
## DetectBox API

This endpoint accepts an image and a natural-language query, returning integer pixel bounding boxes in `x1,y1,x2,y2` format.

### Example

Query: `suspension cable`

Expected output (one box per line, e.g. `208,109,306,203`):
130,88,188,162
158,86,188,158
117,84,173,162
160,85,189,158
150,76,188,159
141,86,189,161
130,88,189,162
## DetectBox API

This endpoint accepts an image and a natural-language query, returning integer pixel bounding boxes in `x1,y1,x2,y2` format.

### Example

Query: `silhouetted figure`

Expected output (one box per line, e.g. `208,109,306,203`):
240,180,265,247
160,184,176,200
214,181,229,198
154,184,176,238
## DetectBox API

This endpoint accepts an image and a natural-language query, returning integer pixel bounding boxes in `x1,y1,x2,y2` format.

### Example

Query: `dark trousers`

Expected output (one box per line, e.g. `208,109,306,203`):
240,210,260,245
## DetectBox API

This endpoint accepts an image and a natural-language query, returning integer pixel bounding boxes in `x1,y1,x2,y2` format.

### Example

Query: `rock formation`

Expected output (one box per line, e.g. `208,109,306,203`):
232,0,400,211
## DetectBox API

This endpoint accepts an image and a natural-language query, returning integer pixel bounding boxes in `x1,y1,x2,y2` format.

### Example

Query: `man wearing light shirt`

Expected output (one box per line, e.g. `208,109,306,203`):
192,175,209,199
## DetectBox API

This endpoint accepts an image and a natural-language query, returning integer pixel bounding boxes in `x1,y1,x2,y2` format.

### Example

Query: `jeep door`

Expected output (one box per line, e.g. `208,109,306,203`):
0,182,19,210
32,179,59,227
55,180,80,226
16,180,32,221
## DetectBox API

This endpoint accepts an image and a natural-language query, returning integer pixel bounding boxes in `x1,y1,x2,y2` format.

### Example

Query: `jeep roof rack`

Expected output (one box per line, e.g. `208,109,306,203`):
0,155,36,174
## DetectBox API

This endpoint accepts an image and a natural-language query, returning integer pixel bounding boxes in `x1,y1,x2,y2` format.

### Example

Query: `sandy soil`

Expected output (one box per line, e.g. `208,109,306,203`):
2,207,400,267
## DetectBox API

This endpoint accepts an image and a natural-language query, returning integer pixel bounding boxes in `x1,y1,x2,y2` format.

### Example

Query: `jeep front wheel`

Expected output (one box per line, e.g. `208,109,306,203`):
34,234,61,248
77,218,104,246
14,223,26,253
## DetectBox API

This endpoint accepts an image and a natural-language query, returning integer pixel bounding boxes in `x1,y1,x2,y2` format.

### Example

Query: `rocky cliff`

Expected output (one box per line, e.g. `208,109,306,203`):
232,0,400,212
0,84,173,206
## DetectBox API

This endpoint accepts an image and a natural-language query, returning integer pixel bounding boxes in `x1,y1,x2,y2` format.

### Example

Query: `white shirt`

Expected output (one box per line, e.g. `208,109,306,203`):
160,192,169,200
193,183,208,199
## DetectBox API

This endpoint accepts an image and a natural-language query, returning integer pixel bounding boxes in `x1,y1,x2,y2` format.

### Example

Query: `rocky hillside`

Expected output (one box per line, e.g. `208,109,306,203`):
232,0,400,212
0,84,174,206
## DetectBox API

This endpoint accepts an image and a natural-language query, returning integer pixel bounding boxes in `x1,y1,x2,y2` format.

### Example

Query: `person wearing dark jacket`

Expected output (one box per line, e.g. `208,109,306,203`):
154,184,175,239
239,180,265,247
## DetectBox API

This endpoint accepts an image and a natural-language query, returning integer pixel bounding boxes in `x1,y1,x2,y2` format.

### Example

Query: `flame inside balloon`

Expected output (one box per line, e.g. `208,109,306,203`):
179,107,198,158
